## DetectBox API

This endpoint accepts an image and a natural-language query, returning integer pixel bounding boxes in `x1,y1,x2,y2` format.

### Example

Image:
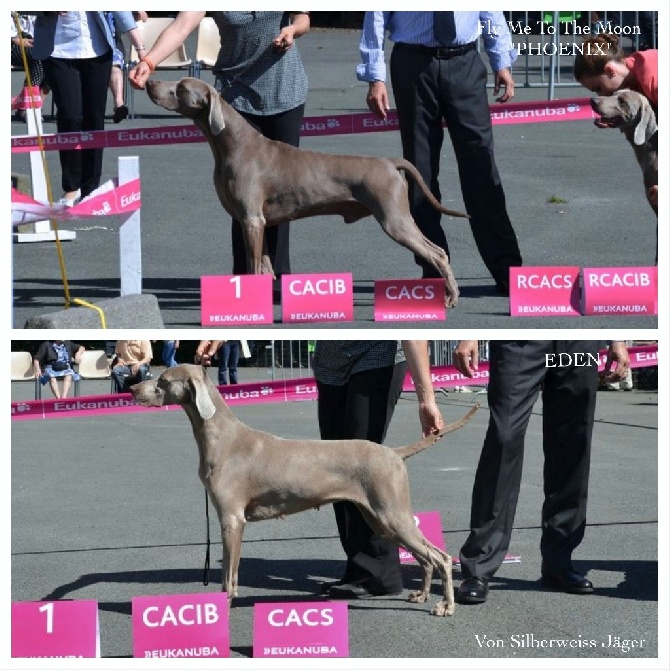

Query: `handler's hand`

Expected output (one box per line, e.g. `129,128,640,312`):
647,184,658,210
366,81,390,120
273,26,296,52
453,340,479,378
129,61,152,90
493,68,515,103
418,400,444,438
600,342,630,383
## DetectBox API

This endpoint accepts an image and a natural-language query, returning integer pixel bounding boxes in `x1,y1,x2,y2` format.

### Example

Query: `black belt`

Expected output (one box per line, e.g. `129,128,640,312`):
397,41,477,60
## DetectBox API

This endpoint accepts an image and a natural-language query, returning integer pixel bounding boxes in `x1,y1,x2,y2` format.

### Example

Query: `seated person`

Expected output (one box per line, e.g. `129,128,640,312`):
33,340,84,399
112,340,152,392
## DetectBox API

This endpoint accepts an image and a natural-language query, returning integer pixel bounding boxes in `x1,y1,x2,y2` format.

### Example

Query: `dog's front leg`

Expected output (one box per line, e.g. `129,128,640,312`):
220,515,246,601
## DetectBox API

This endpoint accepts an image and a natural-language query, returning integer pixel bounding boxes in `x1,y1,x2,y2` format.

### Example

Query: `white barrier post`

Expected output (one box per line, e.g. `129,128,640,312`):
118,156,142,295
14,104,76,242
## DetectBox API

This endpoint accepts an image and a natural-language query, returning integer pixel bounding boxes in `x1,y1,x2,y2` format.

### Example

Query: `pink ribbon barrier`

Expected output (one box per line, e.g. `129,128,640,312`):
10,98,596,154
11,346,657,422
11,179,141,227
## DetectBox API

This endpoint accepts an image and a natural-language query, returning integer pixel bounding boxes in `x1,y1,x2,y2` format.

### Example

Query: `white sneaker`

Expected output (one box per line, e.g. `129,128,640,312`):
455,386,474,393
58,190,81,207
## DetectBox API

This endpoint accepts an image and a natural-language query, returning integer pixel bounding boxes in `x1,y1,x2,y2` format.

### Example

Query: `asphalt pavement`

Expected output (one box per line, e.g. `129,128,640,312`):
11,29,658,328
11,372,660,663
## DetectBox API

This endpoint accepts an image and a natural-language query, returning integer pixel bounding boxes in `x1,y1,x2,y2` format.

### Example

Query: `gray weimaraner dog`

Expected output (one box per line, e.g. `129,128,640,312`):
130,364,479,616
145,77,469,307
591,89,658,217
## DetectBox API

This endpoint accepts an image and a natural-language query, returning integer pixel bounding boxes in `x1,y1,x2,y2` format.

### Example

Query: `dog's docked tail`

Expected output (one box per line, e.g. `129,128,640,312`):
394,404,479,461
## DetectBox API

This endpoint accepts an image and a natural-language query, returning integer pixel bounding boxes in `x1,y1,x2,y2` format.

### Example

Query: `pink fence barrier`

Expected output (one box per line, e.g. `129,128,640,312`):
11,346,657,422
10,98,596,155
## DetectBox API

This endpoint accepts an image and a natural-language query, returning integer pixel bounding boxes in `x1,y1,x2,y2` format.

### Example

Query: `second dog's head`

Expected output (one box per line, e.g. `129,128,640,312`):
590,89,657,145
146,77,226,136
130,364,217,419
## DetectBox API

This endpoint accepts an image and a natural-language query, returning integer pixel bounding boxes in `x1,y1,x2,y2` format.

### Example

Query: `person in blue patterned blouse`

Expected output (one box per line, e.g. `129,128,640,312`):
130,12,310,299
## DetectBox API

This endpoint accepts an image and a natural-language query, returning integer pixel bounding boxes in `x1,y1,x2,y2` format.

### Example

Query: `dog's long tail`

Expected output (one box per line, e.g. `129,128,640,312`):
394,158,470,219
395,404,479,461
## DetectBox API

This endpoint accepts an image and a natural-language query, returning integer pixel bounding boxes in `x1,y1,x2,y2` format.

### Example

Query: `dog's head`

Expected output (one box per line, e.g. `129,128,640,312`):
145,77,226,136
130,364,217,420
590,89,657,145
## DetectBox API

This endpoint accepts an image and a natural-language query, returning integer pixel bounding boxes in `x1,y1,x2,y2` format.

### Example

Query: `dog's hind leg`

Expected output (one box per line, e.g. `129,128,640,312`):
361,508,455,616
375,211,459,308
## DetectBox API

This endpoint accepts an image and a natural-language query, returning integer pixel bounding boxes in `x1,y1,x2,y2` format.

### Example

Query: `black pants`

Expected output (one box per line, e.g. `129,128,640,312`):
43,53,112,197
390,44,522,282
231,103,305,277
316,362,407,591
459,341,599,580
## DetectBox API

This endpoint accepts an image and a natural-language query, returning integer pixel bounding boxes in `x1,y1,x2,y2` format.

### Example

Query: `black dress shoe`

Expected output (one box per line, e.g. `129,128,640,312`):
456,577,489,604
326,581,402,600
495,278,510,296
541,567,594,594
319,580,344,595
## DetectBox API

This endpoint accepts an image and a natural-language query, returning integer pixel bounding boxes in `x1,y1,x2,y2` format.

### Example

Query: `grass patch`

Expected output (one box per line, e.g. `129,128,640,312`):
547,195,568,204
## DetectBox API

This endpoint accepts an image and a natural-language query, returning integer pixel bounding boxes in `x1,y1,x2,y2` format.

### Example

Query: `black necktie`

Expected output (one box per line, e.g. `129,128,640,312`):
433,11,456,46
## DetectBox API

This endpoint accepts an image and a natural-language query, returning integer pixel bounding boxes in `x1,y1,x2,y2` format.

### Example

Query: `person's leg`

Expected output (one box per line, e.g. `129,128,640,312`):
48,376,61,399
391,45,448,275
43,57,84,197
61,374,72,398
459,341,550,584
438,50,522,287
162,341,171,367
540,341,599,573
317,362,407,594
228,343,240,384
111,364,130,392
109,65,123,108
218,346,228,385
78,52,112,197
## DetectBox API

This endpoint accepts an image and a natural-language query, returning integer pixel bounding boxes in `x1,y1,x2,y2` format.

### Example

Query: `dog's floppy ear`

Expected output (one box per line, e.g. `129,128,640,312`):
190,368,217,420
208,89,226,136
633,96,657,145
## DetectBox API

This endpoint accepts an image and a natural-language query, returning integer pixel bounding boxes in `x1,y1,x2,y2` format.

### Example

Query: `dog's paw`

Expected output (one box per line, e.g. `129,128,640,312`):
408,589,429,603
430,600,455,617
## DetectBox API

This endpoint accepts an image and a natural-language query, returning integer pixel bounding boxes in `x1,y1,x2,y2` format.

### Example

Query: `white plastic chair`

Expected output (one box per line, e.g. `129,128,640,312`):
75,349,112,395
192,17,220,79
126,17,193,118
11,350,40,399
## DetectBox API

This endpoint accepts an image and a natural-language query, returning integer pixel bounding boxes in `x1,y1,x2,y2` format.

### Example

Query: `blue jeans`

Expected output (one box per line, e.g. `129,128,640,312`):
112,364,150,392
218,342,240,385
162,341,178,368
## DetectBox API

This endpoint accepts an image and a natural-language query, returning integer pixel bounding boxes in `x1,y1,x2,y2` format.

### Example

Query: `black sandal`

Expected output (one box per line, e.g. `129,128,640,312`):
112,105,129,123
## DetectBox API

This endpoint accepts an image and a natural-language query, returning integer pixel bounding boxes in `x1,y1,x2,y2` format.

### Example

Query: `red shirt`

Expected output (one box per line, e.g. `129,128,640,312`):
625,50,658,112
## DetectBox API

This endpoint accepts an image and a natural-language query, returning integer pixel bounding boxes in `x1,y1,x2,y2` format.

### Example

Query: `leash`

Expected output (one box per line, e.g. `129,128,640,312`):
203,490,211,586
199,362,212,586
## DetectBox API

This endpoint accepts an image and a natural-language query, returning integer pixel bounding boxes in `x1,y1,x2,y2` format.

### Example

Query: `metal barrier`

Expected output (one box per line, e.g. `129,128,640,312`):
479,11,657,98
252,340,314,381
430,340,489,366
254,340,490,381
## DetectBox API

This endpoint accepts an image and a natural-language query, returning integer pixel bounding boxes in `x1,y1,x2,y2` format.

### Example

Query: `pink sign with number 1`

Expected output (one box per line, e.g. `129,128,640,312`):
12,599,100,658
201,274,273,326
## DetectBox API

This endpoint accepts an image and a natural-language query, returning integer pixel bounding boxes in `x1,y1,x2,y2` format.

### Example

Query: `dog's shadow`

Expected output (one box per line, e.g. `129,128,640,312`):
41,557,344,608
41,558,455,614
